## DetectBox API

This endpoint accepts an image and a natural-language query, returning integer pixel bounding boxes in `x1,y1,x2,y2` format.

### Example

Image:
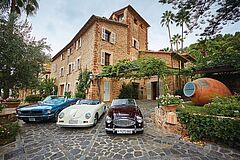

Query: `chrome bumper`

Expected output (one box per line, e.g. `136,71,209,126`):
105,127,143,133
16,114,55,118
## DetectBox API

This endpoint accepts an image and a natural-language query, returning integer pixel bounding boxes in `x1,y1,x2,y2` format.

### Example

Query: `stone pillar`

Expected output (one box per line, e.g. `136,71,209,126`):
154,105,179,133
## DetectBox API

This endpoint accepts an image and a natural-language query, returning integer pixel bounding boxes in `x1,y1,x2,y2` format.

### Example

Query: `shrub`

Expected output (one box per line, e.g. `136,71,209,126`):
25,95,42,103
118,83,134,98
0,104,5,112
178,112,240,147
204,96,240,117
64,92,71,98
0,122,20,146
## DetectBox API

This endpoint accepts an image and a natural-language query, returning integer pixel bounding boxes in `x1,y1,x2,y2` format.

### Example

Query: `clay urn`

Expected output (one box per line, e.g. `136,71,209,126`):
183,78,232,105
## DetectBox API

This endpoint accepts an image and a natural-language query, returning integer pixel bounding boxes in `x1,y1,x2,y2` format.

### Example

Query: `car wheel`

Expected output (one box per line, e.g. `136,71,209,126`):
93,114,98,126
138,130,144,134
23,120,29,123
103,106,107,113
105,130,112,134
53,111,60,122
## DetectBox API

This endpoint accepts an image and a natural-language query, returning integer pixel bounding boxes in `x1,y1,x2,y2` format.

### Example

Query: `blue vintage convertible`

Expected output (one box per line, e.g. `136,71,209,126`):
16,95,79,122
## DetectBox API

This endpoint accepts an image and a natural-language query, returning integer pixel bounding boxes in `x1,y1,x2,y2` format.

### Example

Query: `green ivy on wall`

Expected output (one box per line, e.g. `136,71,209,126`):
75,69,91,98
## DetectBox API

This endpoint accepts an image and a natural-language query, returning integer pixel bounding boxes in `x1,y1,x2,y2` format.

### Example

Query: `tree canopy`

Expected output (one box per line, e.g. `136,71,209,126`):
0,0,39,16
0,15,50,98
187,32,240,70
159,0,240,36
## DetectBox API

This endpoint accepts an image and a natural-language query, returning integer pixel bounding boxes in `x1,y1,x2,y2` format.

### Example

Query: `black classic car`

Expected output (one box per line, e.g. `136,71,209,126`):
105,99,144,134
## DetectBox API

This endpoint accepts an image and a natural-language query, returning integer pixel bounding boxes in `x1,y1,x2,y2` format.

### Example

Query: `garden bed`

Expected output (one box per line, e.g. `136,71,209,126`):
0,104,19,146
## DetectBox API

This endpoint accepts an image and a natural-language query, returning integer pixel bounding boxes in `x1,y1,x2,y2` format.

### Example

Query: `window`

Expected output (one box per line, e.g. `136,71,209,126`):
67,84,70,92
132,37,139,49
118,14,124,22
77,58,80,70
102,27,116,44
68,64,72,74
61,54,64,60
101,51,111,66
140,24,143,29
75,38,82,49
134,18,138,25
52,64,57,72
60,67,64,77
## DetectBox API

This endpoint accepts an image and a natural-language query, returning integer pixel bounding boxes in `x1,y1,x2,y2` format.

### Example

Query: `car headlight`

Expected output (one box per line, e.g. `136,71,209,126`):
59,112,64,119
47,110,52,114
136,116,143,123
85,113,91,119
106,115,112,123
17,110,21,114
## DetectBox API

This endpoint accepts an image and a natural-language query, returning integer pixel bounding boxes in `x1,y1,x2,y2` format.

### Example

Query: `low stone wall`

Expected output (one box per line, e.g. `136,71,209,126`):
154,106,186,135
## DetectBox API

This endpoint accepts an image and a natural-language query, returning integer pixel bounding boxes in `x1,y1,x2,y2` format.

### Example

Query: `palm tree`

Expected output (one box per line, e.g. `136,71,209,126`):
161,11,174,51
171,34,181,51
175,9,189,52
0,0,39,16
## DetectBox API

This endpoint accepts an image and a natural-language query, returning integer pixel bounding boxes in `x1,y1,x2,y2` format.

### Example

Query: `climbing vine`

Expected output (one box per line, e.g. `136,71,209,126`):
75,69,91,98
101,57,170,79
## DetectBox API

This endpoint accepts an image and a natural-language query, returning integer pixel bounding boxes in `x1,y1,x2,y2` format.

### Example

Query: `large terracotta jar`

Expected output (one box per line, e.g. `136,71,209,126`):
183,78,231,105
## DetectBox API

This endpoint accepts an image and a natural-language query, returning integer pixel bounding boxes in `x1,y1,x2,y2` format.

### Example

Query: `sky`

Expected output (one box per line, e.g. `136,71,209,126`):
28,0,240,57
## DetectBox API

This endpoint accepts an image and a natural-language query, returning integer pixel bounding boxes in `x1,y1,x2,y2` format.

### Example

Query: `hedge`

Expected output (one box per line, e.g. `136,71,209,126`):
178,112,240,147
25,95,42,102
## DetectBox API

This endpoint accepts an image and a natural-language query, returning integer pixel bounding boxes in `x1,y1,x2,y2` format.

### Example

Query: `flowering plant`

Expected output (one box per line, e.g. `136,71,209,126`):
158,93,183,106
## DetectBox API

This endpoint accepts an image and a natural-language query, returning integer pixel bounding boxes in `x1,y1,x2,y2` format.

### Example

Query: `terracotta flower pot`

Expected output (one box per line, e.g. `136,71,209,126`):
162,105,177,112
2,102,21,108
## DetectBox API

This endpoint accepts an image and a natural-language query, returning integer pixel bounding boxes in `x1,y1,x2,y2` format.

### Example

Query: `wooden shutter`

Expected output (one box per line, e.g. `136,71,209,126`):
110,32,116,44
101,27,106,40
79,38,82,47
136,40,140,50
147,82,152,100
72,62,75,71
59,68,61,77
132,37,135,47
101,51,105,65
75,40,78,49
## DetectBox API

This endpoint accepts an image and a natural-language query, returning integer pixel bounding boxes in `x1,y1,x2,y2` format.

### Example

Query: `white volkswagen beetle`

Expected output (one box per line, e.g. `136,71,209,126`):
56,99,106,127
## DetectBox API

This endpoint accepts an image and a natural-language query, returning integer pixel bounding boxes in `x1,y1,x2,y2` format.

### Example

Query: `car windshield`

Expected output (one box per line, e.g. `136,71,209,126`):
111,99,136,106
42,96,65,104
76,100,100,105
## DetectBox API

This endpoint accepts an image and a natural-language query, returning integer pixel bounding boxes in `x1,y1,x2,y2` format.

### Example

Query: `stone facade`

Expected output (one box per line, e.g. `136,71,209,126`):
51,5,190,101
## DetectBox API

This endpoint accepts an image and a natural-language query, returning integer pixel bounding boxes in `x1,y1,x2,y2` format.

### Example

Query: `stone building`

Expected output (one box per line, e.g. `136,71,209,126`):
51,5,190,101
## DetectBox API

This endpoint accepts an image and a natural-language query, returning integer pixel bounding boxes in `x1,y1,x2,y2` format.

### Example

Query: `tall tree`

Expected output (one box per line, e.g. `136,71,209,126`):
159,0,240,36
175,9,189,52
171,34,181,51
161,10,175,51
0,15,50,98
0,0,39,16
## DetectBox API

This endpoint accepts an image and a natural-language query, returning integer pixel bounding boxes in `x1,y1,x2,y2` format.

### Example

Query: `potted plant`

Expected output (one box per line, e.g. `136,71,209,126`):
158,93,183,111
2,98,21,108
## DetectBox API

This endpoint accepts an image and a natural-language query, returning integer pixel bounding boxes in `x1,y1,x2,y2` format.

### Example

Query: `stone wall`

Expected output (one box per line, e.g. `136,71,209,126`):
154,106,186,135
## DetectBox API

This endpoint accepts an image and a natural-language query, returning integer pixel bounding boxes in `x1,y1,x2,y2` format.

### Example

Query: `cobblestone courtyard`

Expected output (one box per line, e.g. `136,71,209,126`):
0,100,239,160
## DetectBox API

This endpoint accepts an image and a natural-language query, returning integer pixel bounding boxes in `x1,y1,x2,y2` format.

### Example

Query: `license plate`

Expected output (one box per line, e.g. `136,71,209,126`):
29,118,35,121
69,120,78,124
117,130,132,134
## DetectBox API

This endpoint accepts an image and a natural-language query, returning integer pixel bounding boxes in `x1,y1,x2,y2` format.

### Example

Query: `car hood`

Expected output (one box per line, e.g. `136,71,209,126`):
62,104,97,118
18,103,54,111
110,105,137,119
